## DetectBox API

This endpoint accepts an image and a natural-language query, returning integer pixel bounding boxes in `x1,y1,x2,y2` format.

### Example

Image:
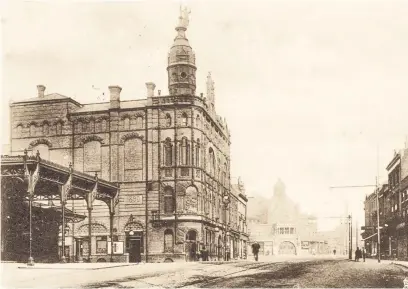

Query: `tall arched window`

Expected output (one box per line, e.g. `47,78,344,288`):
164,229,174,252
217,158,221,180
43,123,49,135
101,119,107,131
196,115,201,128
124,137,143,181
195,139,200,166
165,114,172,127
29,124,36,137
136,116,143,129
180,137,190,165
208,148,215,175
181,112,188,126
56,121,62,135
84,141,102,173
164,138,173,166
123,117,130,130
89,119,95,132
185,186,198,213
164,187,175,214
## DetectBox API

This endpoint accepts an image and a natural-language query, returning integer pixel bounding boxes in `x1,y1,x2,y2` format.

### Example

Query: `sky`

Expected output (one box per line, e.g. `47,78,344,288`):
2,0,408,231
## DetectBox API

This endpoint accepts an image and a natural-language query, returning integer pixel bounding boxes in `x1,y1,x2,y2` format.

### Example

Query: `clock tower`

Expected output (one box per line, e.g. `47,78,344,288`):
167,6,196,96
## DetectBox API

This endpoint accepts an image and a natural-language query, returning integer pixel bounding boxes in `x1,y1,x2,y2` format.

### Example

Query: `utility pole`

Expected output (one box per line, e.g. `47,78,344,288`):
348,215,352,260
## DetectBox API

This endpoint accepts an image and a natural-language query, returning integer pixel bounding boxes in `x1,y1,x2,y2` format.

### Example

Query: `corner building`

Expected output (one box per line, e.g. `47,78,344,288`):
8,11,241,263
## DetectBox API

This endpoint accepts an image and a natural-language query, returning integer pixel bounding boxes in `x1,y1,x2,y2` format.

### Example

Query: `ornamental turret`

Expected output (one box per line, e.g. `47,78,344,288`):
167,6,196,96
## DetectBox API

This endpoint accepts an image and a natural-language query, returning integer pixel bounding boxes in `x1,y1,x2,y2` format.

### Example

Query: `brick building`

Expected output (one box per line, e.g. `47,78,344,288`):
6,10,247,263
362,144,408,260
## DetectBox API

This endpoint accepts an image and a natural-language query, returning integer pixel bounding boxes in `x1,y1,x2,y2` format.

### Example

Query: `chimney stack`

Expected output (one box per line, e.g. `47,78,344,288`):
37,85,46,98
146,82,156,97
109,85,122,109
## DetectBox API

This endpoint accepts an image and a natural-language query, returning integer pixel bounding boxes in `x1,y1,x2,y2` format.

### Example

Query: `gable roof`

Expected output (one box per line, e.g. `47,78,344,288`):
11,93,81,107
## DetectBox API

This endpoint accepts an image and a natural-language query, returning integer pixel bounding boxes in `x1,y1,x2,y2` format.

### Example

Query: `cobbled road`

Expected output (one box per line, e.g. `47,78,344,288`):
3,258,408,288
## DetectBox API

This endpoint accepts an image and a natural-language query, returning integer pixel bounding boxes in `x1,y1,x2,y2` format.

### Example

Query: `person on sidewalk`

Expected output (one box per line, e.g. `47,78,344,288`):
355,247,363,262
362,247,366,262
251,242,260,262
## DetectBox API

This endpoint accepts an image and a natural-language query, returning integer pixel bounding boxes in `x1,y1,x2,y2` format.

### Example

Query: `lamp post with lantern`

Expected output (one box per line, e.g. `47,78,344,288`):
222,193,230,261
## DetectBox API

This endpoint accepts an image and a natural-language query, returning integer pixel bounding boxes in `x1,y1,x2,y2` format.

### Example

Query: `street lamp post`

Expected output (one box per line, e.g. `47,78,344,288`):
223,194,230,261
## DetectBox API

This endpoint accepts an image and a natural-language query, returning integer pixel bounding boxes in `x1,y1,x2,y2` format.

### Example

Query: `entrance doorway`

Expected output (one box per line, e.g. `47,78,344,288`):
185,230,197,262
278,241,296,255
126,231,143,263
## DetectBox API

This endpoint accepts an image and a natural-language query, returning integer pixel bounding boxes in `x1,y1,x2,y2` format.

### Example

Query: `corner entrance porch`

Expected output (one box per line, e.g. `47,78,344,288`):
1,152,119,264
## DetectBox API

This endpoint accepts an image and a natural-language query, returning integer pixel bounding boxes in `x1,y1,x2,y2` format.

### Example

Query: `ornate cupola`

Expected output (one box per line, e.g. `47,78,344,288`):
167,6,197,96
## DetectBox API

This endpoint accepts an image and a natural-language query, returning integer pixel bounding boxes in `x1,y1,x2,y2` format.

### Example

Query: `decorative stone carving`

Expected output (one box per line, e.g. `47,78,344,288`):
80,135,104,146
28,138,52,149
120,132,144,144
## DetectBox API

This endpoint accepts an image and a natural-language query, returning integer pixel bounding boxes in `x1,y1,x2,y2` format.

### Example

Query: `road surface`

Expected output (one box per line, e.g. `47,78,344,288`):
2,257,407,288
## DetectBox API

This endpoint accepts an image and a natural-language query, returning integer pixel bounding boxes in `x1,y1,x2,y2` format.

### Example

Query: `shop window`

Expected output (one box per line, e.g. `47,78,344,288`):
96,236,107,254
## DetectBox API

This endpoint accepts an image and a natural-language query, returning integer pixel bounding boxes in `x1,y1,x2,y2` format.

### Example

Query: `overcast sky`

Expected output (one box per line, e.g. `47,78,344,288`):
2,0,408,231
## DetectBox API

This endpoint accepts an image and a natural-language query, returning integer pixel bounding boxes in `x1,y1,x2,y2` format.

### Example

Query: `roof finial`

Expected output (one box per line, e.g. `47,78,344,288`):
177,4,191,29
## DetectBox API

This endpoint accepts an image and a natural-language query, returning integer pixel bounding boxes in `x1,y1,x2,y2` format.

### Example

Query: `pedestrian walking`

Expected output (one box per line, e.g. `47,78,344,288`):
355,247,362,262
251,242,260,261
362,247,366,262
333,249,336,256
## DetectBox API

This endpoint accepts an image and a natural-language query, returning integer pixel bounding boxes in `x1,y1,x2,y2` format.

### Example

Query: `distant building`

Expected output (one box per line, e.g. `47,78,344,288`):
247,179,343,256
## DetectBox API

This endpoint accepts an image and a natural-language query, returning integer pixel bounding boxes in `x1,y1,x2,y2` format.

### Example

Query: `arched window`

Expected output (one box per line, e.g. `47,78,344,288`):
165,114,172,127
164,229,174,252
89,119,95,132
217,158,221,180
186,230,197,241
43,123,49,135
32,144,50,160
164,138,173,166
29,124,36,137
195,139,200,166
84,141,102,173
56,122,62,135
208,148,215,175
124,138,143,181
136,116,143,129
16,124,23,135
185,186,198,213
164,187,175,214
181,112,188,126
101,119,107,131
123,118,130,130
180,137,190,165
196,115,201,128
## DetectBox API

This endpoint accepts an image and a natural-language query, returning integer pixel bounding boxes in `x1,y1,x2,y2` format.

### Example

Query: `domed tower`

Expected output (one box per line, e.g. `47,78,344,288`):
167,6,197,96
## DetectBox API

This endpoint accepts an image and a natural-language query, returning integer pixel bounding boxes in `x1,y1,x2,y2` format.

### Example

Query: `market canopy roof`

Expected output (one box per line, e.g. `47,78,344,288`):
1,152,119,210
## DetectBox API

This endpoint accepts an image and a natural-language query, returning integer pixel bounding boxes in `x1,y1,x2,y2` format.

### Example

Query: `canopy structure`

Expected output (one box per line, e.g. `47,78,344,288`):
1,151,119,264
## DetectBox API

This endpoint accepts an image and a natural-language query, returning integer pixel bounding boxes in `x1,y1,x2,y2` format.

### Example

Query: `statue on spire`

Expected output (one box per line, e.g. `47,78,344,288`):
178,5,191,29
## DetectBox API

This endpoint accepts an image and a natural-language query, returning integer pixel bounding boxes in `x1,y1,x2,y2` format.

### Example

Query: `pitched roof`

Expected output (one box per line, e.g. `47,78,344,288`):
11,93,81,106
